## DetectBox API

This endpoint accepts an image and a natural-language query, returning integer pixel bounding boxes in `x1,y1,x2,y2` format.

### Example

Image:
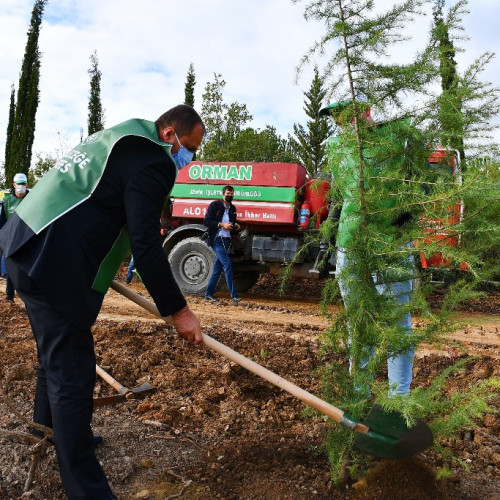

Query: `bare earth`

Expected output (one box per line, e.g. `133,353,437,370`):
1,270,499,500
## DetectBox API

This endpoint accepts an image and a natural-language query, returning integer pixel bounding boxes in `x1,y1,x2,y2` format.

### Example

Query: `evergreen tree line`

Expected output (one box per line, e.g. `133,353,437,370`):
2,1,334,187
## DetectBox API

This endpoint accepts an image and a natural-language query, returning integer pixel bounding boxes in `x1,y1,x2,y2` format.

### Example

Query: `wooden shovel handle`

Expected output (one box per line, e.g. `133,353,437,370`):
110,280,368,432
96,364,129,395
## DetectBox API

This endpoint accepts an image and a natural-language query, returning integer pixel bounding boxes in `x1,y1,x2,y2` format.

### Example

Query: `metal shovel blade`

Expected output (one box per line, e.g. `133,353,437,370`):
129,382,156,397
353,404,433,459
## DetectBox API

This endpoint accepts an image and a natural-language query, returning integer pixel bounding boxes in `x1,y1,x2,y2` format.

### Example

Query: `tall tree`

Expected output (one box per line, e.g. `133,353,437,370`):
433,0,465,162
198,73,252,160
221,126,297,163
291,66,333,176
184,63,196,107
87,50,105,136
4,0,47,184
4,85,16,180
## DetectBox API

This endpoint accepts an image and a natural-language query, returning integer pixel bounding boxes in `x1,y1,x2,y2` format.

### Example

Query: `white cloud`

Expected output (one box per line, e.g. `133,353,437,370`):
1,0,499,164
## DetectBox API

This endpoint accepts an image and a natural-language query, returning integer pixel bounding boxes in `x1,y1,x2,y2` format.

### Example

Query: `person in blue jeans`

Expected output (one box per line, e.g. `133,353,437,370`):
336,248,415,396
320,100,417,397
203,185,241,304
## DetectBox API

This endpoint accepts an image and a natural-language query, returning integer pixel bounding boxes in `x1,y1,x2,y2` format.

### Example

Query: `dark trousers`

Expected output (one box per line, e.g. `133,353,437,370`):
6,274,15,299
9,264,114,500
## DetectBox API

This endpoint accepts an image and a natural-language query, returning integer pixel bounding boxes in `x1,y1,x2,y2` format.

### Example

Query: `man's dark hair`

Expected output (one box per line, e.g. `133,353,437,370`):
222,185,234,194
155,104,205,137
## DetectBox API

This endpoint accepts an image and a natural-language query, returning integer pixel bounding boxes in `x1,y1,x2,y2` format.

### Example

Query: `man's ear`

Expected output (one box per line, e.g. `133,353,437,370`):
160,126,175,142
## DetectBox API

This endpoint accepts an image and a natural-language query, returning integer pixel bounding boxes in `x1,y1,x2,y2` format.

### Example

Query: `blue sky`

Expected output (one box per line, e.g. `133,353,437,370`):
0,0,499,164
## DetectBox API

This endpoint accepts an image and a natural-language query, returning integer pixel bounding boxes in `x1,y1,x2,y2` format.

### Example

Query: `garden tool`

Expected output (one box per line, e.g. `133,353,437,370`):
109,279,433,459
93,364,155,407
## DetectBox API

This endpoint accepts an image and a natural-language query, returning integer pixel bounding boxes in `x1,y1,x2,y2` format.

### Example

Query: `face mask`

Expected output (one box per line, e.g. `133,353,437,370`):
15,184,27,195
172,133,194,169
224,195,233,203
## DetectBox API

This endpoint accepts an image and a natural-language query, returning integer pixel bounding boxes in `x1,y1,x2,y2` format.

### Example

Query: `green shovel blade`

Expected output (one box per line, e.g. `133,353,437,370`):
353,404,433,459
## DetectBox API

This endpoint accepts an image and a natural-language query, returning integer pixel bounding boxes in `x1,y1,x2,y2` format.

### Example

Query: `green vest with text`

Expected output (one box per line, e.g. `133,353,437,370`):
15,119,175,293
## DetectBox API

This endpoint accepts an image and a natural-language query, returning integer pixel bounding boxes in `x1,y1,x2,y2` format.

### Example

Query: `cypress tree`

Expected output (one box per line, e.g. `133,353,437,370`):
184,63,196,107
5,0,46,184
184,63,197,159
292,66,333,176
433,0,465,162
4,85,16,182
87,50,105,136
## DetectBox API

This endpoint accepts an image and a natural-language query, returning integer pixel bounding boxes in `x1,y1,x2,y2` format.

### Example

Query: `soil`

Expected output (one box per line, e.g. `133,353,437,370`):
1,270,499,500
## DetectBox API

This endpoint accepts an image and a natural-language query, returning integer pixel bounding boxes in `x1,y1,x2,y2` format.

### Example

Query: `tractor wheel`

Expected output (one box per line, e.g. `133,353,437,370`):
168,237,215,296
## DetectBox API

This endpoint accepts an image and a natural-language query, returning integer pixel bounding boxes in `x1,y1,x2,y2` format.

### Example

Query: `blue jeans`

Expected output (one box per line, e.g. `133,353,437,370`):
126,256,135,283
336,249,415,396
206,237,238,298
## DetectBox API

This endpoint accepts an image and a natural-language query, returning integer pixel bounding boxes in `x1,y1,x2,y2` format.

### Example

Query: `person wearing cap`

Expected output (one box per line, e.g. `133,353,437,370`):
320,99,417,397
0,105,205,500
0,173,30,301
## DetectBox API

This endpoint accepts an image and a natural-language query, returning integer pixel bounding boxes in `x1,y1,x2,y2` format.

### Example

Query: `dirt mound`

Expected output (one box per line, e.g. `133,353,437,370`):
1,272,499,499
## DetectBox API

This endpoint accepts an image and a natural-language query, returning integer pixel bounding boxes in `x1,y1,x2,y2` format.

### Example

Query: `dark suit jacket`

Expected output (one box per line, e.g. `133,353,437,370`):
203,199,238,246
0,136,186,328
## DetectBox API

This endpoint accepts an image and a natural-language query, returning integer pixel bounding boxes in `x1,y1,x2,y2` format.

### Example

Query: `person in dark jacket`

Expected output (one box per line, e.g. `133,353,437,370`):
203,185,241,304
0,104,204,500
0,172,30,301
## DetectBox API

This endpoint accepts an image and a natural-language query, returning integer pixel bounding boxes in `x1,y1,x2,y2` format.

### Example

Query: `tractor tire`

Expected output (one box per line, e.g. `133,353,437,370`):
168,237,215,296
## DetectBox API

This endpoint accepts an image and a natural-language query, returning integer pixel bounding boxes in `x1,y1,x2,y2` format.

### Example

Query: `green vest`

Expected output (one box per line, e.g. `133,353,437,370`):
16,119,175,293
3,191,28,220
328,118,411,249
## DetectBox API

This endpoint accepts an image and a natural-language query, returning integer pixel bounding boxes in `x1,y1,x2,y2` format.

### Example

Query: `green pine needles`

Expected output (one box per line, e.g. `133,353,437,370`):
295,0,499,482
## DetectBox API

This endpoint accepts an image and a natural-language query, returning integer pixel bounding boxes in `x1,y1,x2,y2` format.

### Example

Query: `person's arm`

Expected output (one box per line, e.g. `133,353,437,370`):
124,158,201,343
0,202,6,230
229,205,240,232
203,201,220,229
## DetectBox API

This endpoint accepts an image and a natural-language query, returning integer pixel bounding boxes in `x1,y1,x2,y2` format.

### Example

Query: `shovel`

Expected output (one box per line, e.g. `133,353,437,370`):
93,364,155,407
109,280,432,459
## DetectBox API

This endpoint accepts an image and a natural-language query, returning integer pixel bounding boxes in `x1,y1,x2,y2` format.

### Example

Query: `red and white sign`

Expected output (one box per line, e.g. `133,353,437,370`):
171,199,297,225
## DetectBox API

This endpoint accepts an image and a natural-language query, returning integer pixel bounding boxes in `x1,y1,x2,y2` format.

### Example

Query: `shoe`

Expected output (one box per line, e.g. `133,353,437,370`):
5,297,14,302
125,278,132,284
205,295,219,302
93,434,104,447
232,297,242,304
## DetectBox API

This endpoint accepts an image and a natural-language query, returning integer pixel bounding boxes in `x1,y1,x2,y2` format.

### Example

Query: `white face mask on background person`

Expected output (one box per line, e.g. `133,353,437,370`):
14,184,27,195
